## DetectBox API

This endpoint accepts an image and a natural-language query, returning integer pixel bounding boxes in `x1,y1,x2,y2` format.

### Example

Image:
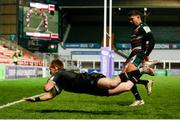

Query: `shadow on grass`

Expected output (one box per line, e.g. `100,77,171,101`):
24,101,131,116
94,100,130,106
33,109,124,116
116,101,131,106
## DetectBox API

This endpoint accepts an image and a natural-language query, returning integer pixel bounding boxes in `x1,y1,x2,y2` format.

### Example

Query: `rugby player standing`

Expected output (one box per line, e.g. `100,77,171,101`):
122,10,156,106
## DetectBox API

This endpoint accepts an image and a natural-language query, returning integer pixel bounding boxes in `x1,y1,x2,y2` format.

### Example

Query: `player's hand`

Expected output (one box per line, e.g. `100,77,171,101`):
25,97,35,102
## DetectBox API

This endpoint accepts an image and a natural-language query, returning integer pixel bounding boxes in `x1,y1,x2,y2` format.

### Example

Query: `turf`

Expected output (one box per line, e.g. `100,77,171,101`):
0,76,180,119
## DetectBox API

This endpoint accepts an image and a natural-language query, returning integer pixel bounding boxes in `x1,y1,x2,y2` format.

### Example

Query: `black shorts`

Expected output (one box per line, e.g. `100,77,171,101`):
53,70,109,96
79,73,109,96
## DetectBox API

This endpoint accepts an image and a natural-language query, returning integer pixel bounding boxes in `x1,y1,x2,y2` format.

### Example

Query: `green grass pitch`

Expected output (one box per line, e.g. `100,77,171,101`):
0,76,180,119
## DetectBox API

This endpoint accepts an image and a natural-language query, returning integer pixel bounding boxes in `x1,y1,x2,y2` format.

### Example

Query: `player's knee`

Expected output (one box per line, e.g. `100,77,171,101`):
123,82,133,91
109,81,119,88
104,78,120,88
123,85,131,91
97,78,119,89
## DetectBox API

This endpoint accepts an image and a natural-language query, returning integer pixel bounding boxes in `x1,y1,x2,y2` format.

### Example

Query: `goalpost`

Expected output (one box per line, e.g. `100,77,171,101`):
100,0,114,78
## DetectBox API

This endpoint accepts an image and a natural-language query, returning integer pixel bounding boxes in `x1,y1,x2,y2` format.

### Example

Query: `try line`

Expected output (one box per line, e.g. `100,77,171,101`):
0,93,44,109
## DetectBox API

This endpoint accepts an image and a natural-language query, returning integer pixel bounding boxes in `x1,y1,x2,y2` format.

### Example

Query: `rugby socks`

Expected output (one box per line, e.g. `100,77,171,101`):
119,69,141,83
129,75,143,100
133,74,149,86
131,85,142,100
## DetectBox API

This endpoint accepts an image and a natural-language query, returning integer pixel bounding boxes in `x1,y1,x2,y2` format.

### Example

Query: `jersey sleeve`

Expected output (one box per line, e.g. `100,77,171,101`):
144,32,156,56
142,25,156,56
52,71,62,83
49,72,63,95
142,26,151,34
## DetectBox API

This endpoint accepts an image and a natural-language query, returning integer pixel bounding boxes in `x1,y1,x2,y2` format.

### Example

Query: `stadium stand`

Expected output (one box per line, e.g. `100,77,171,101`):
150,50,180,61
65,25,180,46
61,25,180,71
114,26,180,44
65,24,103,44
0,36,43,66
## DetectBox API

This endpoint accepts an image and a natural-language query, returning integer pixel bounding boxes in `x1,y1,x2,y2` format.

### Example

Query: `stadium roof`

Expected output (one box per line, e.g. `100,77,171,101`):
60,0,180,8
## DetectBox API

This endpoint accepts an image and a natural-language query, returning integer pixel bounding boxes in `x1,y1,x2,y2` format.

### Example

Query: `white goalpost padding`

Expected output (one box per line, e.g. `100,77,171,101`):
103,0,112,49
109,0,112,50
101,0,114,78
103,0,107,47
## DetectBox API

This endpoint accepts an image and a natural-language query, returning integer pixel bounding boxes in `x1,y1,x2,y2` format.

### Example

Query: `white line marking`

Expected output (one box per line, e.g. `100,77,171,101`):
0,93,44,109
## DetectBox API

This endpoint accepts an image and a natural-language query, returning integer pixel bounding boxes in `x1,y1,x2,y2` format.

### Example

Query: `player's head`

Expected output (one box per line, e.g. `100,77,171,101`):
49,59,64,75
128,10,142,26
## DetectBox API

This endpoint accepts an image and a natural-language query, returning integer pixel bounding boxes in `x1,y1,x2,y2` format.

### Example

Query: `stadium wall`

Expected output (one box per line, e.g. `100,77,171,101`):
0,64,49,80
150,50,180,61
58,46,126,61
58,46,180,76
58,46,180,62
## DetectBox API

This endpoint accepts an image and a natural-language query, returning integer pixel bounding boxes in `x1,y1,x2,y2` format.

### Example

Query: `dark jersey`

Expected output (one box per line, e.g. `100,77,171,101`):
128,22,155,60
52,69,109,96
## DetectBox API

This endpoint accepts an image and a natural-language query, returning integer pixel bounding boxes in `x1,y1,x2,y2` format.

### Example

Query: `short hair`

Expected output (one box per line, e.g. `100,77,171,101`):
128,10,143,18
50,59,64,70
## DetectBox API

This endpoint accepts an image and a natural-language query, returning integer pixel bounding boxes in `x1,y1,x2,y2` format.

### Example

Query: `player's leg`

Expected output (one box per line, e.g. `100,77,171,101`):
129,84,144,106
97,63,143,89
133,54,156,105
143,60,161,67
134,53,157,95
133,52,145,67
132,53,153,87
97,68,139,89
125,61,154,106
134,73,154,96
97,67,143,89
107,67,153,96
97,77,121,89
108,80,134,95
124,62,138,73
97,66,153,95
129,76,145,106
125,62,145,106
140,79,154,96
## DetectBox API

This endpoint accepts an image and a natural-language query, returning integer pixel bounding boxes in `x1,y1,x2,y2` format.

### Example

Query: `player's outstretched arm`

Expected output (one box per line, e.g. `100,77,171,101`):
25,91,56,102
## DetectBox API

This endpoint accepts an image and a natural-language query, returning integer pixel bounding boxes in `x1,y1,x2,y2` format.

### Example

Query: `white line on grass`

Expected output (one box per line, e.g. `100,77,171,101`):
0,93,44,109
